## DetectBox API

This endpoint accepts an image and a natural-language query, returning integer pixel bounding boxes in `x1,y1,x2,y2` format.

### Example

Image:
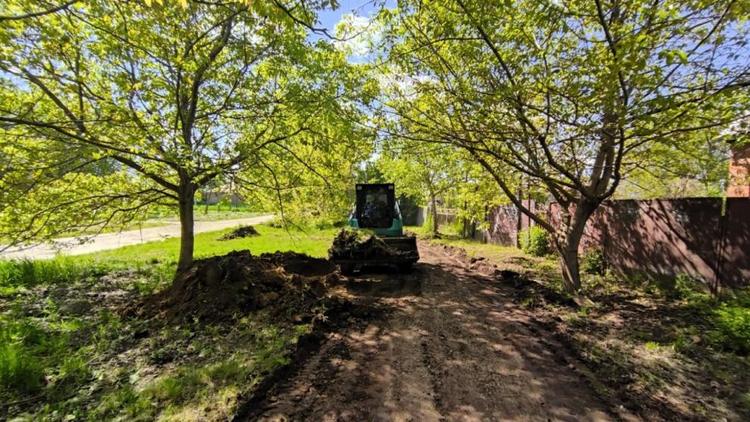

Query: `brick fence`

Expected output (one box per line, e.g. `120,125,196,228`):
444,198,750,288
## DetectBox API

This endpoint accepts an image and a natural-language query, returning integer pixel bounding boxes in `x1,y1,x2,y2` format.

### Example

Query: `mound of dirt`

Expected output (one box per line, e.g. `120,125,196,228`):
138,250,339,322
437,244,499,275
220,225,259,240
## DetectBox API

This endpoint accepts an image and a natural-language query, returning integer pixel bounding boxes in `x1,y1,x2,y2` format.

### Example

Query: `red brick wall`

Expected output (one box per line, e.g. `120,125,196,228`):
728,143,750,197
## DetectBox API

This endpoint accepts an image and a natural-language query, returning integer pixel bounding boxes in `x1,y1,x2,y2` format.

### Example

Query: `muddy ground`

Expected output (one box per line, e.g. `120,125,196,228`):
241,241,626,421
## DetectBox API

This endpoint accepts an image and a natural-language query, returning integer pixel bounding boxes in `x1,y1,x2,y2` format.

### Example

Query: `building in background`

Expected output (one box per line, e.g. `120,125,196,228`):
727,141,750,197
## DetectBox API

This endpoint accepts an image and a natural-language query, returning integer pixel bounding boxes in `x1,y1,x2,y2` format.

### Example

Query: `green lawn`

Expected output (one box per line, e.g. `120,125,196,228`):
0,224,338,297
0,224,339,421
89,224,337,264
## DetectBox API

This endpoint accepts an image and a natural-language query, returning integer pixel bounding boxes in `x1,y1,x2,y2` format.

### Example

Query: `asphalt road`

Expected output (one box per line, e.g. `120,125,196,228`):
0,214,274,260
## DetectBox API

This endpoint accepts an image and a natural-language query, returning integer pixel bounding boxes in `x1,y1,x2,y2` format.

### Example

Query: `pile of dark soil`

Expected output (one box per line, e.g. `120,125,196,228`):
137,251,339,322
328,229,416,260
219,225,259,240
437,244,498,275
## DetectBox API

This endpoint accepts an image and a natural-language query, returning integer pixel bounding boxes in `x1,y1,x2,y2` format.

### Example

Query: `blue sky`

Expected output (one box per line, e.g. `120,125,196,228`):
314,0,395,35
316,0,384,29
308,0,396,63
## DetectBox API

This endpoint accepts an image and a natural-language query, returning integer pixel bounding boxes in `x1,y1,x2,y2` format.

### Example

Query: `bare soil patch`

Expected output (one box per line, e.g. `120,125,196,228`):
243,241,616,421
427,239,750,421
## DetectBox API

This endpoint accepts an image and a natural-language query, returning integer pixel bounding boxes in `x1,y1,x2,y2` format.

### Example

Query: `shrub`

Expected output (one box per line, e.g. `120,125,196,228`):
581,249,605,275
710,304,750,355
672,274,710,301
518,226,550,257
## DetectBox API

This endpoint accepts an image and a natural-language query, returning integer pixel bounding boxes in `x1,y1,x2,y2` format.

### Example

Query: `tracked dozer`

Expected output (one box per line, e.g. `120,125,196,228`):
329,183,419,274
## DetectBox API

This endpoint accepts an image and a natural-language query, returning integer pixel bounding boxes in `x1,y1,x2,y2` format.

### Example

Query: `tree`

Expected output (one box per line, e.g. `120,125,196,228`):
0,0,370,271
379,0,750,292
237,99,378,227
615,129,732,198
377,140,458,235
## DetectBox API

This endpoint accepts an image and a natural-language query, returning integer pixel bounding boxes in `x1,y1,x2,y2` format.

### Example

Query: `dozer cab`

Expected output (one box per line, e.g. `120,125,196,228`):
329,183,419,274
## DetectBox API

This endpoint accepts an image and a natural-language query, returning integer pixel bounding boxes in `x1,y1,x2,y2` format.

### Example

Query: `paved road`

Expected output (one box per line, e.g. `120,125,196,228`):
0,215,274,260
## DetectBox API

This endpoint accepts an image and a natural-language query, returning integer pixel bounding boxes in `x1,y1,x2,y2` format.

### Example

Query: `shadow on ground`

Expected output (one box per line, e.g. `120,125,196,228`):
241,244,614,422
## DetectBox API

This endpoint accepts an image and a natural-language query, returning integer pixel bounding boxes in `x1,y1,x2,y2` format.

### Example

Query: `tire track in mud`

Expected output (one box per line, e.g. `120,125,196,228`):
244,242,615,422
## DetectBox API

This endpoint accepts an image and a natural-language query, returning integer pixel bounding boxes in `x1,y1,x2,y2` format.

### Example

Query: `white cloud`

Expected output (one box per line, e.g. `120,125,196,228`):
334,14,381,60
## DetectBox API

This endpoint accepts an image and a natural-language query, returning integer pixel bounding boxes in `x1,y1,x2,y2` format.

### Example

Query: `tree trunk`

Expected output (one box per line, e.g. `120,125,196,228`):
177,186,195,272
558,235,583,293
430,194,439,236
555,200,596,293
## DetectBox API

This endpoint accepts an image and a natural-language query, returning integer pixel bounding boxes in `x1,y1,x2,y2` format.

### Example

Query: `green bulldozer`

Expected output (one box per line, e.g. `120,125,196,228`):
329,183,419,274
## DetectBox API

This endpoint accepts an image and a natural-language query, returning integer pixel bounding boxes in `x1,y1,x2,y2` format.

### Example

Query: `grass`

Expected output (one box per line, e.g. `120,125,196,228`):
0,224,337,296
409,224,524,260
91,323,303,421
88,224,337,264
0,223,336,420
409,224,562,286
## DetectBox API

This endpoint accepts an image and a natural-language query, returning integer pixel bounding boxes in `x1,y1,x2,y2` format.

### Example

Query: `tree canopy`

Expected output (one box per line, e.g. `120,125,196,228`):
1,0,748,290
376,0,750,291
0,0,375,269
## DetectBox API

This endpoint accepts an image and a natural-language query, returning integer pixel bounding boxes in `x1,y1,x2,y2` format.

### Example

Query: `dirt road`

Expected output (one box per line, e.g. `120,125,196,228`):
247,241,616,421
0,215,273,259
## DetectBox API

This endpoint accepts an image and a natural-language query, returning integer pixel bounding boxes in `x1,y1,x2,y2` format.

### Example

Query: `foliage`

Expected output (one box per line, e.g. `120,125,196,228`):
377,137,503,235
377,141,457,205
616,133,732,199
711,305,750,355
673,274,711,301
710,294,750,355
0,0,374,269
581,250,605,275
518,226,550,257
377,0,750,291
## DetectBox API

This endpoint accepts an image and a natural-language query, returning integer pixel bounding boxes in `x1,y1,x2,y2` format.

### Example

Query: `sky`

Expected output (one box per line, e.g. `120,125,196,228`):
310,0,396,58
315,0,394,34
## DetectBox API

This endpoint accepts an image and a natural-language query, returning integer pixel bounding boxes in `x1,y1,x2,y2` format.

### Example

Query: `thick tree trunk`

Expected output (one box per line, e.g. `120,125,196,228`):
558,231,584,293
177,186,195,272
555,200,597,293
430,194,439,236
